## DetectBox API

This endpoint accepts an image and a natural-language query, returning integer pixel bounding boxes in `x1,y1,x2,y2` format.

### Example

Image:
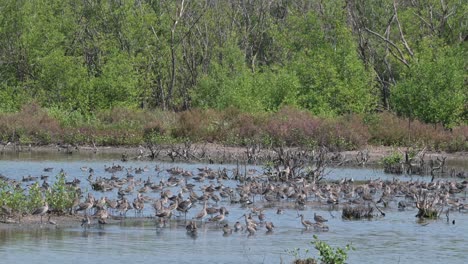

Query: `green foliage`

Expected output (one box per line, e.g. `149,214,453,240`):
312,235,353,264
0,1,466,148
192,41,264,112
381,152,403,167
254,68,302,111
47,106,95,127
1,174,76,217
45,172,77,214
27,182,44,212
287,235,354,264
281,11,377,116
0,0,464,128
392,40,466,128
193,49,302,112
0,84,28,112
91,52,139,110
0,181,7,201
8,186,28,215
286,247,315,264
0,180,28,215
34,50,92,112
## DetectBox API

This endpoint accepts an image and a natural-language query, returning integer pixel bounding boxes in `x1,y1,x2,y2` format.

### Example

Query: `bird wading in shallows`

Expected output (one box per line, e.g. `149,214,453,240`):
81,215,91,230
298,214,313,230
32,201,49,224
314,213,328,223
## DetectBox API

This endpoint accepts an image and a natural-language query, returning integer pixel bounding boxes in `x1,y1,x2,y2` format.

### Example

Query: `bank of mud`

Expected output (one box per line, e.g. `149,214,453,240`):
1,143,467,166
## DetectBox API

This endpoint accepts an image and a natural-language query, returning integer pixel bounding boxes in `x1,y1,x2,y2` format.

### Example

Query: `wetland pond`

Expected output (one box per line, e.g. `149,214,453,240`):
0,151,467,264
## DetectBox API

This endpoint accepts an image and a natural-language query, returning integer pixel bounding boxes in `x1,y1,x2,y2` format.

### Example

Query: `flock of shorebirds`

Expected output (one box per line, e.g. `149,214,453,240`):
2,162,467,237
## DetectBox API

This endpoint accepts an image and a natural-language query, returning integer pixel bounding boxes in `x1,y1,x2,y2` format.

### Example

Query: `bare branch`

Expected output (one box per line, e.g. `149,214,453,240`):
365,27,410,67
393,0,414,57
412,11,434,32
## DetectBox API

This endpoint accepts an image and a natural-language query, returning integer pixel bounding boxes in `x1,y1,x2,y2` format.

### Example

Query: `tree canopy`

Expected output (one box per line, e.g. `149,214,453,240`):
0,0,466,127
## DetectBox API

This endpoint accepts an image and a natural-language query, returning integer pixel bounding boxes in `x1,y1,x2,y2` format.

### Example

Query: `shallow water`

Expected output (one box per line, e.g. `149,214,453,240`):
0,152,467,264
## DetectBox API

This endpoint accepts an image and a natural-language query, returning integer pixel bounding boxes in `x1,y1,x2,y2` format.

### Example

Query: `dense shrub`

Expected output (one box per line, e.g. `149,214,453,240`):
0,103,61,144
315,116,370,151
170,109,214,140
0,105,466,152
368,112,468,151
231,113,266,145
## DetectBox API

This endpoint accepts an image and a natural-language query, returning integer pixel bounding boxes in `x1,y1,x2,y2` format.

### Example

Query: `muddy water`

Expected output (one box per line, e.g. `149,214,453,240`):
0,152,467,263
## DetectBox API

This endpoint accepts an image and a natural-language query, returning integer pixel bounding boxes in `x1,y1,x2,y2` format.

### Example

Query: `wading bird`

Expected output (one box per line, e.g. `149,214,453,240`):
32,201,49,224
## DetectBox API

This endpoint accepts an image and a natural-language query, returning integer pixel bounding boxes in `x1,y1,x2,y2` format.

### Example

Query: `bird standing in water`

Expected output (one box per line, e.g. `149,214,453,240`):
222,223,232,236
32,201,49,224
210,210,225,225
186,221,198,235
265,221,275,232
193,201,208,222
81,215,91,230
314,213,328,223
298,214,313,230
234,221,243,232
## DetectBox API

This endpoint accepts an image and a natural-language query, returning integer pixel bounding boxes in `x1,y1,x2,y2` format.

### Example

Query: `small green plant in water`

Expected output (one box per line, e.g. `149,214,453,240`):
381,151,405,174
287,235,354,264
312,235,353,264
381,151,403,167
286,247,315,264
